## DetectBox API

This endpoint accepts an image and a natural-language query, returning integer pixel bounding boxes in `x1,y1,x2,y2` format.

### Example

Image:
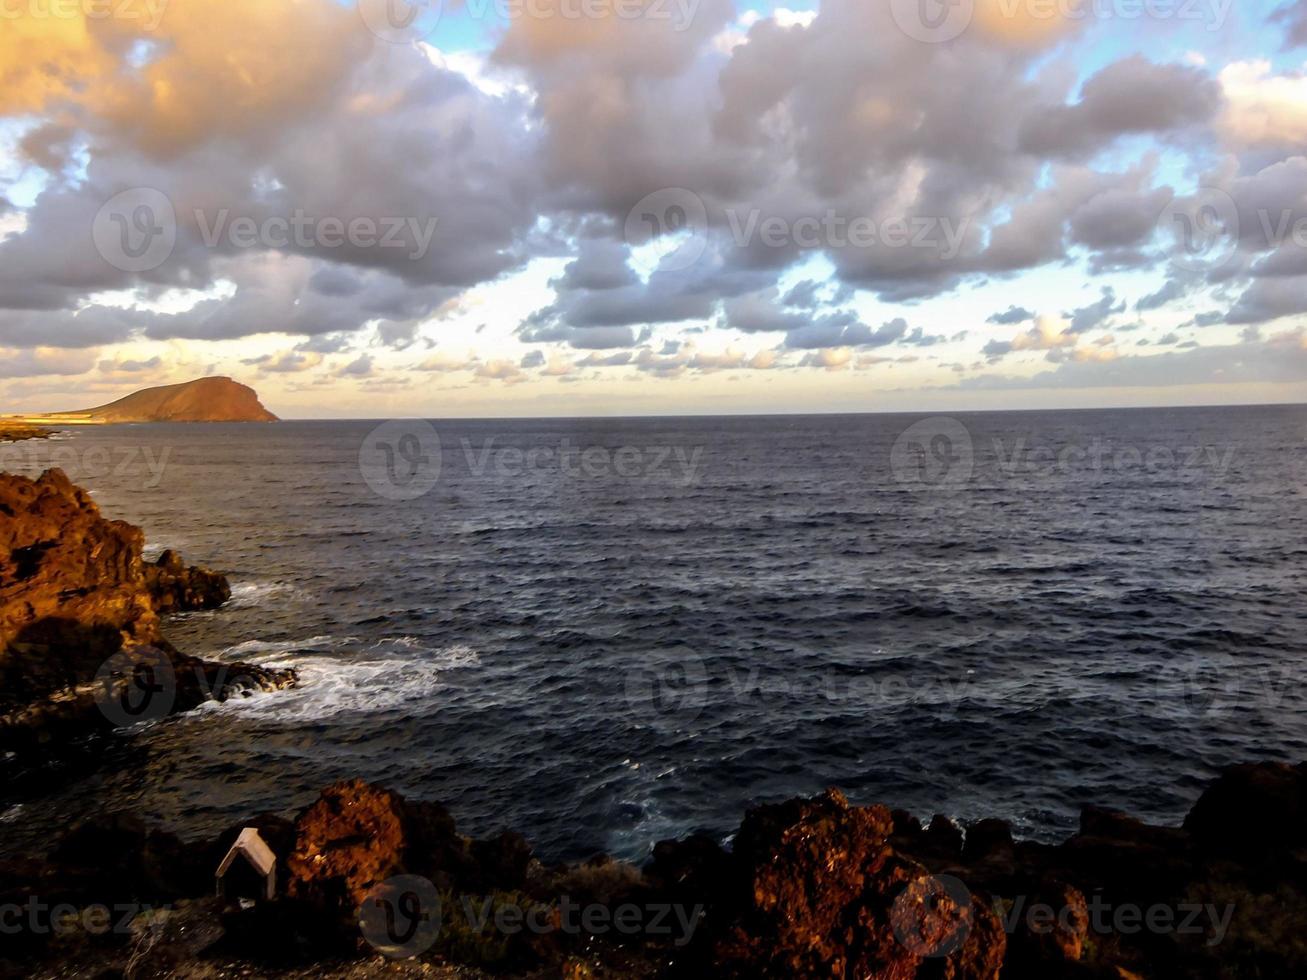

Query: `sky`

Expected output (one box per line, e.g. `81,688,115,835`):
2,0,1307,418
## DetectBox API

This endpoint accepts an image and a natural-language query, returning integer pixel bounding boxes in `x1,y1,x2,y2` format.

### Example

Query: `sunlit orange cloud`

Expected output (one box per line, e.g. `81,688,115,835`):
0,13,118,114
1,0,367,156
973,0,1080,46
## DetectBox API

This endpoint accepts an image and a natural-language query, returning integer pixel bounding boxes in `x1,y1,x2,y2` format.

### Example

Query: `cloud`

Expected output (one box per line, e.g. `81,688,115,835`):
1271,1,1307,49
987,306,1035,325
1218,60,1307,151
1136,279,1189,311
0,347,98,379
984,314,1078,359
244,350,324,373
1018,57,1221,159
1064,286,1125,334
963,331,1307,390
337,354,375,378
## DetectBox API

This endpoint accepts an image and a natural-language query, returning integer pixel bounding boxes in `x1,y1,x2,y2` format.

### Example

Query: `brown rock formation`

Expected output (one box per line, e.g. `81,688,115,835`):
0,421,52,442
0,468,293,751
39,376,278,423
709,788,1005,979
7,763,1307,978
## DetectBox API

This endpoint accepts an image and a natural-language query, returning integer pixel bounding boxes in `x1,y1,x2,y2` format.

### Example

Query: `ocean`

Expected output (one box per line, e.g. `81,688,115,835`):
2,406,1306,862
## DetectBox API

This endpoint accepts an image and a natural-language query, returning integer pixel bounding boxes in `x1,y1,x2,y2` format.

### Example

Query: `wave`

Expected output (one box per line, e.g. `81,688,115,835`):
194,636,480,722
226,580,312,609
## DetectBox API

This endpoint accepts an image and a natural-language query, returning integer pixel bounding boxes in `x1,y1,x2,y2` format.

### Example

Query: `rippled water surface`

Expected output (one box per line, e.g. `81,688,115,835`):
3,407,1307,861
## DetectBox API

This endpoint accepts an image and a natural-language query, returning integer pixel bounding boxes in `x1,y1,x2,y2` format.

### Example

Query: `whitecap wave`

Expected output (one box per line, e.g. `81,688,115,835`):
196,636,480,722
226,580,312,609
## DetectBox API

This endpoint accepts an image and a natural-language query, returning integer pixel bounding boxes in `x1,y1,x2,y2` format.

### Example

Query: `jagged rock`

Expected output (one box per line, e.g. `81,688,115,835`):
1005,880,1090,974
1184,762,1307,860
710,788,1005,979
0,469,294,751
145,549,232,613
964,819,1015,866
470,830,534,894
287,780,413,920
647,832,732,909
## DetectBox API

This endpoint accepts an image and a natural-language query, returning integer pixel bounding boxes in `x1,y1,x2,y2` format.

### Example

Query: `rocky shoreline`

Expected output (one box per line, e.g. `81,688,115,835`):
0,422,53,443
2,469,1304,978
2,764,1305,979
0,469,294,762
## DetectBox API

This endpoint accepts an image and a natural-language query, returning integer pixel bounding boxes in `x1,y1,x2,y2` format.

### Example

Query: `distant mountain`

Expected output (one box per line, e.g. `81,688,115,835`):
54,377,278,423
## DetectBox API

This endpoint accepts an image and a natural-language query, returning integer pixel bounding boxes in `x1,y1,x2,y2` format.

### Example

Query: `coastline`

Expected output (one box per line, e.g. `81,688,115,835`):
2,469,1305,978
2,762,1304,978
0,421,54,442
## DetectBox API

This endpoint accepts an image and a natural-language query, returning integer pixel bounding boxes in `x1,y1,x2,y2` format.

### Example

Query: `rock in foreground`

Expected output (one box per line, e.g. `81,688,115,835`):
0,468,293,751
6,763,1307,978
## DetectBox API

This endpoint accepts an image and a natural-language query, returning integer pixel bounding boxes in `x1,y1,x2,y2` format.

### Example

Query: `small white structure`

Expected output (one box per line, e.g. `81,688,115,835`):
216,827,277,902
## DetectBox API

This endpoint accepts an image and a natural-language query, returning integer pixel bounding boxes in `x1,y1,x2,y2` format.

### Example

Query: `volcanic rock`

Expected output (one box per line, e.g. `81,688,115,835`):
0,469,293,750
709,788,1005,979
